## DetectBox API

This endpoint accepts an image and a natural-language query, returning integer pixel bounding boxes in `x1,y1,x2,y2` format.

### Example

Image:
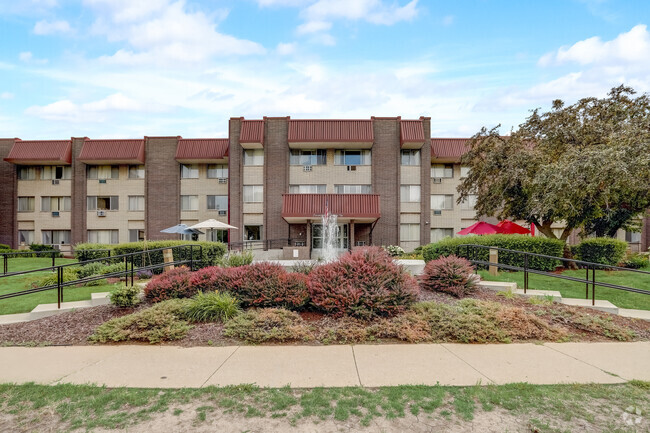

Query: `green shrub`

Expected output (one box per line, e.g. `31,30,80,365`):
89,299,192,344
220,250,253,267
572,237,627,266
0,243,10,250
384,245,405,257
110,285,141,308
33,267,78,287
421,234,564,271
620,253,649,269
99,262,135,276
29,244,63,257
84,278,108,286
223,308,312,343
74,243,113,262
184,292,241,322
77,262,107,278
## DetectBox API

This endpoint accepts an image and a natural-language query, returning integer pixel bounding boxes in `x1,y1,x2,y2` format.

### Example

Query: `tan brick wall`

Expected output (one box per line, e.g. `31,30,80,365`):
429,163,477,236
289,149,372,191
179,164,229,240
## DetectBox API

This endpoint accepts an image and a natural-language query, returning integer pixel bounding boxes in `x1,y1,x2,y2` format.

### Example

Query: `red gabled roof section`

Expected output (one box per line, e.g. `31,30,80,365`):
431,138,470,161
78,139,145,164
3,139,72,165
240,120,265,145
175,138,229,163
400,119,425,147
282,194,380,221
288,120,374,143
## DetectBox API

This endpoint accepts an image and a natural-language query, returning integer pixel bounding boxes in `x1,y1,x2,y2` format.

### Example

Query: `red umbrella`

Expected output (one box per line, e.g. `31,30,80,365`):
497,219,531,235
457,221,506,235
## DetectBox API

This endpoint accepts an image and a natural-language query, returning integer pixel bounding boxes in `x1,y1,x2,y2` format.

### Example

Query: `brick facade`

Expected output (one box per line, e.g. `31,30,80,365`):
145,137,180,241
264,118,290,241
0,139,16,247
371,118,400,246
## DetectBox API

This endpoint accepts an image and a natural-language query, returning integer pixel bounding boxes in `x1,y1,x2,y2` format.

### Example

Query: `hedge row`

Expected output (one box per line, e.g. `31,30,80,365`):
572,237,628,266
421,234,565,272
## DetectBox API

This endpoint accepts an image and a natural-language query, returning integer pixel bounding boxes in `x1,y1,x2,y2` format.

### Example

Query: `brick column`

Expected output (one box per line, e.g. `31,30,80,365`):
228,118,243,242
371,118,400,246
71,137,87,246
420,117,432,246
264,117,290,242
145,137,180,240
0,139,17,248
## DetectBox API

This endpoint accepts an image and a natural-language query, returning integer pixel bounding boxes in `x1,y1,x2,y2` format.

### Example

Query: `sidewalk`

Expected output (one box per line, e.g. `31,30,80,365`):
1,342,648,389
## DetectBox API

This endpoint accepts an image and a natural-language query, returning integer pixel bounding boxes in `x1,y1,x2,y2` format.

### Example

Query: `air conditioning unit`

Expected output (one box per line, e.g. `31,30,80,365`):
51,211,60,217
52,244,60,250
433,210,442,216
347,165,357,171
51,179,60,185
355,241,366,246
218,178,228,184
432,178,442,184
99,179,107,184
303,165,312,172
218,210,227,216
97,210,107,217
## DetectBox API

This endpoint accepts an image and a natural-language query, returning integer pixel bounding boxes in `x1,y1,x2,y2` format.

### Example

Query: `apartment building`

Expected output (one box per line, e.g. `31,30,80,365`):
1,116,648,255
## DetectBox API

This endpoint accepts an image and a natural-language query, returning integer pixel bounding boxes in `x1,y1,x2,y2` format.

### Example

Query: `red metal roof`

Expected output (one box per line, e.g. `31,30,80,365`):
430,138,470,161
3,139,72,165
288,120,374,143
240,120,264,144
282,194,380,221
78,139,145,164
175,138,228,162
400,120,425,146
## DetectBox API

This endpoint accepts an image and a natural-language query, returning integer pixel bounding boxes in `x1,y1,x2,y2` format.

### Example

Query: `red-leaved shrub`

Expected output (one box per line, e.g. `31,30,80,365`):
228,263,310,310
189,266,237,293
420,255,478,297
308,247,419,319
143,266,195,302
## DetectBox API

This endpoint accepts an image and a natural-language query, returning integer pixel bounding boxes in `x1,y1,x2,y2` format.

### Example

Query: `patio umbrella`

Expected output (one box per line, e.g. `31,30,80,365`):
497,219,531,235
189,219,237,242
160,224,204,235
457,221,506,236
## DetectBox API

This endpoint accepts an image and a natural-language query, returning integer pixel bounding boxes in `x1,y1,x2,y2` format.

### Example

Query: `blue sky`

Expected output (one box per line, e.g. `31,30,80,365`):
0,0,649,139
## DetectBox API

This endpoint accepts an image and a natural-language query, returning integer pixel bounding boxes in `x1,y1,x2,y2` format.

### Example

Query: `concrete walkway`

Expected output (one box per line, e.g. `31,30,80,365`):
1,342,648,389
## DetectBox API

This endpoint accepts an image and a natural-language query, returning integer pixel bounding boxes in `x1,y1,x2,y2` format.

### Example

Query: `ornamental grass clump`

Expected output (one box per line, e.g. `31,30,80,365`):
307,247,419,319
223,308,312,343
143,267,195,302
184,291,241,322
420,255,478,297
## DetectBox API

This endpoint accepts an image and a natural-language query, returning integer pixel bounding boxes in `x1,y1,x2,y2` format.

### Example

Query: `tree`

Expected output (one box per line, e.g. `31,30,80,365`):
458,85,650,241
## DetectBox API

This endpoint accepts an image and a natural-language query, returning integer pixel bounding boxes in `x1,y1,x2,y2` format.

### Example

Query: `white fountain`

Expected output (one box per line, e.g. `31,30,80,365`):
321,213,340,262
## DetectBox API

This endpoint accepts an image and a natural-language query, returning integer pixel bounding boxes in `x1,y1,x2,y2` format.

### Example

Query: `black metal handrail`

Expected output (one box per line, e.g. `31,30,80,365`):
227,238,295,251
457,244,650,305
1,248,113,275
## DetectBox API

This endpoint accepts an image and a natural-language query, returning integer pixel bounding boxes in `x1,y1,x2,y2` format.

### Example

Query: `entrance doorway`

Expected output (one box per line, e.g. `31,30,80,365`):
312,223,349,249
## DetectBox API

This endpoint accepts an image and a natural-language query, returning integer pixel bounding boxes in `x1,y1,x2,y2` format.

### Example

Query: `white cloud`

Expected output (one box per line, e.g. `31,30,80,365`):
296,20,331,34
1,92,14,99
19,51,48,64
303,0,419,25
33,19,72,35
256,0,312,6
276,42,297,55
442,15,454,26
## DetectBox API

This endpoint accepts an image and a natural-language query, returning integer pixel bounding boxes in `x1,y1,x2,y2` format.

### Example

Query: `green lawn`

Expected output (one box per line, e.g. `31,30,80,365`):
0,257,120,315
479,265,650,310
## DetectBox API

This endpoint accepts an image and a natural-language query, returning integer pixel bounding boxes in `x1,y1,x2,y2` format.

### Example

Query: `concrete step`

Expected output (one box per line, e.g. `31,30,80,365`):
0,313,33,325
618,309,650,321
30,299,95,320
476,280,518,291
396,259,425,276
513,289,563,302
560,298,619,315
90,292,111,307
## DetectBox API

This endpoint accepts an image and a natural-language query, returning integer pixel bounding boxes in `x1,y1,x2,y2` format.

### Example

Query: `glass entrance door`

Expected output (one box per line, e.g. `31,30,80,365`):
312,223,349,249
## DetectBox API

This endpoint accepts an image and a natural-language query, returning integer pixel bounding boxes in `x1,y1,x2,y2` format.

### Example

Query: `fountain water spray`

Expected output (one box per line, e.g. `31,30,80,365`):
321,212,339,262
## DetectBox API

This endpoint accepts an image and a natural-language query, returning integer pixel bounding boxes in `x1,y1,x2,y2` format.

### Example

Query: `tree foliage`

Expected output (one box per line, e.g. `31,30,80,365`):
458,85,650,240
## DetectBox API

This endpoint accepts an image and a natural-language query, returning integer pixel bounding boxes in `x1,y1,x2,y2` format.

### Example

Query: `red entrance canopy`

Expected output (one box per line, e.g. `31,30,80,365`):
457,221,506,235
497,219,531,235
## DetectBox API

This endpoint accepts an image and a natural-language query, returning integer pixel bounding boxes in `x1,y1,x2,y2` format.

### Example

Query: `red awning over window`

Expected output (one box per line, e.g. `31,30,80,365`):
282,193,380,223
240,120,265,147
400,120,425,148
431,138,469,162
175,138,228,163
288,120,374,143
78,139,145,164
3,139,72,165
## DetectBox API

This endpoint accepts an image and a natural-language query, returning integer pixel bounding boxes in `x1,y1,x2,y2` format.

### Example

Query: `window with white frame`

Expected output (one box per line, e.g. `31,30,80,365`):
207,195,228,210
243,149,264,166
289,185,326,194
460,194,478,210
87,230,119,244
42,230,70,245
128,196,145,211
17,196,34,212
41,196,71,212
431,228,454,242
129,229,145,242
87,196,119,211
400,223,420,241
334,150,371,165
180,195,198,210
243,185,263,203
431,164,453,178
290,149,327,165
431,194,453,210
180,164,199,179
41,166,71,180
207,164,228,178
128,165,145,179
400,185,421,202
334,185,372,194
626,231,641,243
17,166,36,180
87,165,119,179
460,166,471,178
401,149,421,166
19,230,34,245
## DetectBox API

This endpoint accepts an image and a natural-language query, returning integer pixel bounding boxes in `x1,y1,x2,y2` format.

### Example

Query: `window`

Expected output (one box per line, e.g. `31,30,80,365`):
312,223,349,249
180,164,199,179
17,197,34,212
243,185,263,203
87,196,119,211
289,185,326,194
87,230,119,244
401,149,421,166
334,150,371,165
42,230,70,245
41,196,71,212
334,185,372,194
400,224,420,241
208,230,228,243
19,230,34,245
460,166,471,178
626,231,641,243
243,149,264,166
207,164,228,178
129,229,145,242
431,194,453,210
180,195,198,211
244,225,262,241
128,165,145,179
41,166,71,180
431,164,453,178
87,165,119,179
207,195,228,210
128,196,145,211
17,166,36,180
400,185,421,202
460,194,477,210
290,149,327,165
431,228,454,242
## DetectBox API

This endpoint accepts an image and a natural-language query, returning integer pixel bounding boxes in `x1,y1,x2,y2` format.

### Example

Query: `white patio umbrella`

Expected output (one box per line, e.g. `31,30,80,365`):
189,219,238,242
